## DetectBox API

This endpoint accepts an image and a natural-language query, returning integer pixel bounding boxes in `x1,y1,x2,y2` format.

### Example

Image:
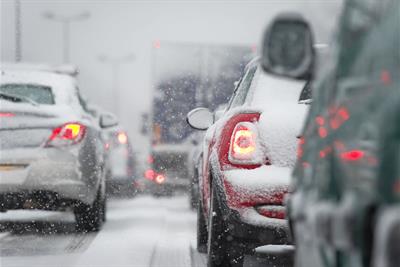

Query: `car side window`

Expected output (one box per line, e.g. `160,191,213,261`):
228,65,257,109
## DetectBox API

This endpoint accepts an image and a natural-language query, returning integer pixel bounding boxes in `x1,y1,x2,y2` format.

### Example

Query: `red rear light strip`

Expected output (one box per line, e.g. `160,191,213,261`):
0,112,15,117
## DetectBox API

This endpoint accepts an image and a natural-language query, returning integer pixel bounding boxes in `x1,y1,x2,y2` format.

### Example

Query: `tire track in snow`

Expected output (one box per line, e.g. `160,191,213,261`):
149,196,196,267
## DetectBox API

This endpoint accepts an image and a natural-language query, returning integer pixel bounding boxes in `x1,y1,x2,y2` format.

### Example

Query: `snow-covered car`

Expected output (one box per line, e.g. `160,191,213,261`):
0,69,117,232
187,58,308,266
103,127,138,196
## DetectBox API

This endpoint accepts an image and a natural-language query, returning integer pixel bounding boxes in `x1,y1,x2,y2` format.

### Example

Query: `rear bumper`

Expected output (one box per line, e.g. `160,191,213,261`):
210,154,291,247
0,147,97,205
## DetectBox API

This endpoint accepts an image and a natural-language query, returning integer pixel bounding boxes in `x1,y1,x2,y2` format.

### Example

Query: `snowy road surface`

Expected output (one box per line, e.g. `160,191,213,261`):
0,195,293,267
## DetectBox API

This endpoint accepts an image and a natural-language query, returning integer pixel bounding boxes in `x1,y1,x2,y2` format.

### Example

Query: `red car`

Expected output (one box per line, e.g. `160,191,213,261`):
187,59,308,266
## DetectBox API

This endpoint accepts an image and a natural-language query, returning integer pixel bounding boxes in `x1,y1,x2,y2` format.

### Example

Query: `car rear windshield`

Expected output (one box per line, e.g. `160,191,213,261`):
0,83,55,105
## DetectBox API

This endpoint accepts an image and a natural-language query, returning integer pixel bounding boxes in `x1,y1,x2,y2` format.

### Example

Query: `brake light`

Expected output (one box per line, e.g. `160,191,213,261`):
144,169,155,180
117,132,128,144
341,150,364,161
0,112,15,117
228,122,262,165
46,123,86,147
155,174,165,184
218,113,262,169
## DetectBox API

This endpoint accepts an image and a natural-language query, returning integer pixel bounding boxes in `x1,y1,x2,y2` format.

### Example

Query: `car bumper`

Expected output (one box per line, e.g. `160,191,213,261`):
210,155,291,246
0,147,95,206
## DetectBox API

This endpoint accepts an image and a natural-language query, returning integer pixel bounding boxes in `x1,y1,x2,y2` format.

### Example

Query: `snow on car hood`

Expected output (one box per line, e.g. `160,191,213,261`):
249,69,308,167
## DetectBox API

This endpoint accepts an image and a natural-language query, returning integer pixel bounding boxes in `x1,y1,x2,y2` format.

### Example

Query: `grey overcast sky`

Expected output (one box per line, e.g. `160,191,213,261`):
1,0,343,155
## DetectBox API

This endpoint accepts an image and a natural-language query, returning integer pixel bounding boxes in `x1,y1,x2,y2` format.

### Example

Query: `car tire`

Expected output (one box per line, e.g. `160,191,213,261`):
197,199,208,253
75,186,105,233
207,181,244,267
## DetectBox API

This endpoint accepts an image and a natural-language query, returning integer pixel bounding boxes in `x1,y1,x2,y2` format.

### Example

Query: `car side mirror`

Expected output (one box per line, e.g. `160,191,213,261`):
186,108,214,130
261,13,315,80
99,113,118,128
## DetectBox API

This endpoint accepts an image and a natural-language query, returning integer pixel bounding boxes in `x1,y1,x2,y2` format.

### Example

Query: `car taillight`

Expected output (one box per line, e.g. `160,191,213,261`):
155,174,165,184
0,112,15,117
341,150,364,161
218,113,263,169
117,132,128,144
144,169,155,180
228,122,261,164
46,123,86,147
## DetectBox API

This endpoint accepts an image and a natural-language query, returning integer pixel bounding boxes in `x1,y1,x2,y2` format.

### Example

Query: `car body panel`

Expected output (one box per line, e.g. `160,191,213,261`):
288,1,400,266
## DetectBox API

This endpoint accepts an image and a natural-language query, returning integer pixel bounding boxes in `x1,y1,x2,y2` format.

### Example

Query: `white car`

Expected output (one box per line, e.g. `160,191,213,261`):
0,69,117,232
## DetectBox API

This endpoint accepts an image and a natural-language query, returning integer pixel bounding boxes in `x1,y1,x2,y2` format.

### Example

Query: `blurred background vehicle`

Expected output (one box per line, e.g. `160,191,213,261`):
0,66,117,232
187,57,309,266
85,104,138,197
259,2,400,267
103,126,138,197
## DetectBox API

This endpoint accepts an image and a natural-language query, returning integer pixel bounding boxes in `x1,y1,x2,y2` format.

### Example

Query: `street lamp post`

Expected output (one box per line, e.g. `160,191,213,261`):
98,54,135,116
42,11,90,63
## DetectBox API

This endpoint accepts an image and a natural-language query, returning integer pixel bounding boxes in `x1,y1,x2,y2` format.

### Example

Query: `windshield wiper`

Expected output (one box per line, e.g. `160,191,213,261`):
0,92,39,106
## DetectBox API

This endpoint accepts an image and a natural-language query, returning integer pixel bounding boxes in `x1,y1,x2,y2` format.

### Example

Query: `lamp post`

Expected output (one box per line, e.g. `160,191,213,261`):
15,0,22,61
42,11,90,63
98,54,135,116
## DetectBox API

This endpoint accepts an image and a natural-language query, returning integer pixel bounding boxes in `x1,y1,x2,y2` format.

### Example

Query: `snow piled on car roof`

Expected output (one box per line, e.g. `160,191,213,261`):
249,69,308,167
1,70,79,106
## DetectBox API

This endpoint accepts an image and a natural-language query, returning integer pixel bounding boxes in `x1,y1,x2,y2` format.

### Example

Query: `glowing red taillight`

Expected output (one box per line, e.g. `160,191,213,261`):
144,169,155,180
155,174,165,184
228,122,262,165
117,132,128,144
341,150,364,161
0,112,15,117
46,123,86,147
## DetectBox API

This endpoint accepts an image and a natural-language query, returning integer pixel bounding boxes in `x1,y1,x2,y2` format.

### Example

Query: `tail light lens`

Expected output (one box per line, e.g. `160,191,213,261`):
145,169,155,180
155,174,166,184
46,123,86,147
228,122,262,165
218,113,264,169
341,150,364,161
117,131,128,144
0,112,15,117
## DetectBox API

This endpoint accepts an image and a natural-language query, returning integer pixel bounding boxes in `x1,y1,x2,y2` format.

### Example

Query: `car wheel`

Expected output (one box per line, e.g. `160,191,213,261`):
75,186,105,232
197,199,208,253
207,181,244,267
